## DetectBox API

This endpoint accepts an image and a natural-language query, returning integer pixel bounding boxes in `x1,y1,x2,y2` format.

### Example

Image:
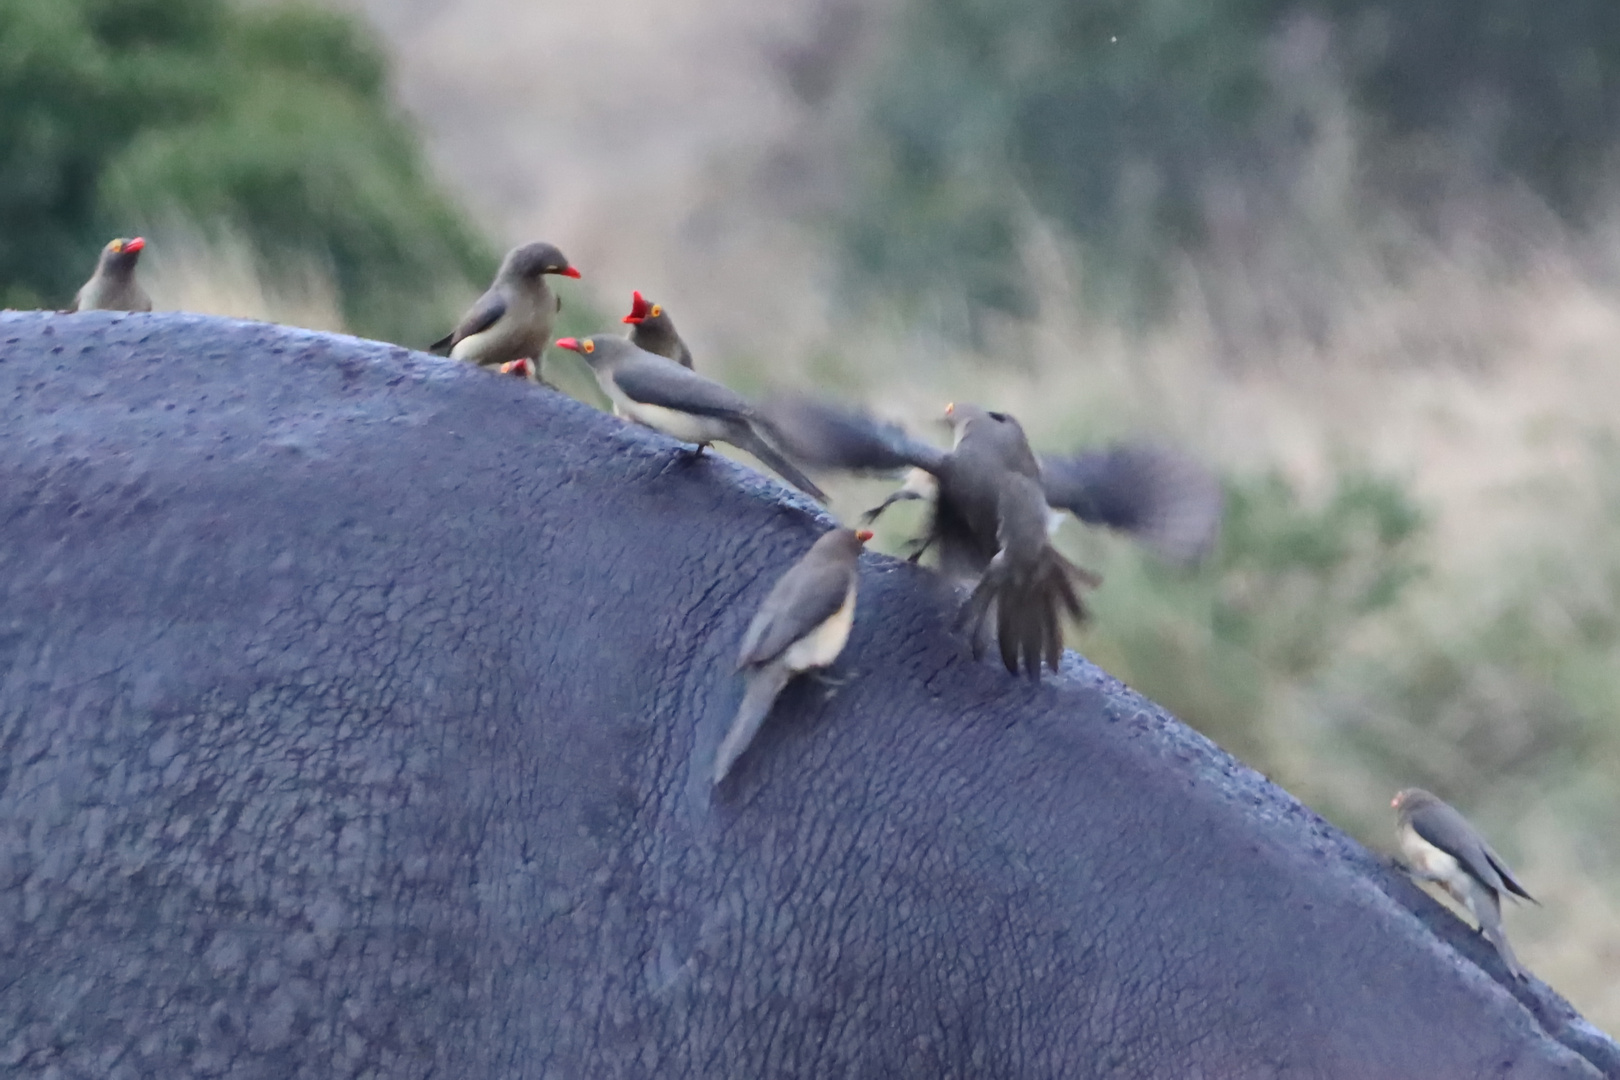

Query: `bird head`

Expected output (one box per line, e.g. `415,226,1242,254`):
503,241,581,281
100,237,146,273
622,290,655,324
1391,788,1439,814
553,335,631,368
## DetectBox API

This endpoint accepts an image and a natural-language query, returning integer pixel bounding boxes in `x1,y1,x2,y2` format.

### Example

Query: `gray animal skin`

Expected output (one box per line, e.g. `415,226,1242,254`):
0,310,1616,1080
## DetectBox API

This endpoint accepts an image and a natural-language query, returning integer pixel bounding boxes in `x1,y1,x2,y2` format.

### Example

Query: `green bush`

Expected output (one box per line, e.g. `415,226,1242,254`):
1079,468,1427,772
829,0,1620,325
0,0,491,343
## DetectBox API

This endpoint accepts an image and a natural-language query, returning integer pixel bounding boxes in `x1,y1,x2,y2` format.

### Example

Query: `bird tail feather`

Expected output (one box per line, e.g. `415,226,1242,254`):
961,547,1100,679
1467,885,1524,980
713,664,795,785
732,425,828,502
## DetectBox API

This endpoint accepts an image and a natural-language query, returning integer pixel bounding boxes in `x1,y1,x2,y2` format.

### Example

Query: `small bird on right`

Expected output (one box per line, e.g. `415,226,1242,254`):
622,291,695,369
68,237,152,313
429,241,580,384
1392,787,1537,980
713,526,872,785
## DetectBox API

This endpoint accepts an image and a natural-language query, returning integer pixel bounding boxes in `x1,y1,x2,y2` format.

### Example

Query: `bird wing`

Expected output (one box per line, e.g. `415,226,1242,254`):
755,395,949,474
1041,443,1224,565
1410,803,1516,897
1481,842,1537,903
431,287,507,354
738,552,854,668
611,355,751,418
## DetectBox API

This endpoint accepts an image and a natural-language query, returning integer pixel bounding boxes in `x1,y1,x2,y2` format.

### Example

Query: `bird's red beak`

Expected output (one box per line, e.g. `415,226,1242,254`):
554,337,581,352
622,290,650,324
1390,794,1401,809
855,529,875,543
126,237,146,254
559,266,582,279
499,359,530,377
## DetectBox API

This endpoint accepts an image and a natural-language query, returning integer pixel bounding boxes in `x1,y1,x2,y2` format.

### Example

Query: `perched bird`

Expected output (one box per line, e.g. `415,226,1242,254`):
714,527,872,784
622,290,694,369
68,237,152,313
1392,788,1537,980
553,335,827,502
760,394,1222,565
430,241,580,384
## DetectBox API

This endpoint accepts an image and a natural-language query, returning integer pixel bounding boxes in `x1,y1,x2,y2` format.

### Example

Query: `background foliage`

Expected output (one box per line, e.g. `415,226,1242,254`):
0,0,491,342
836,0,1620,323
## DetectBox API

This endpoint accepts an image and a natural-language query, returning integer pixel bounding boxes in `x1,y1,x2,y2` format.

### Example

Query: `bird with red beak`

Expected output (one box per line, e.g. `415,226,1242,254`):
621,290,694,369
68,237,151,313
553,334,825,501
430,241,580,385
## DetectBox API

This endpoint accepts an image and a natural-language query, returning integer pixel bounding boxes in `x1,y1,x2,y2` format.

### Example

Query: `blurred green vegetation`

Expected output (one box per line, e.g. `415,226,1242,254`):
1078,470,1427,769
1073,451,1620,868
0,0,492,343
832,0,1620,325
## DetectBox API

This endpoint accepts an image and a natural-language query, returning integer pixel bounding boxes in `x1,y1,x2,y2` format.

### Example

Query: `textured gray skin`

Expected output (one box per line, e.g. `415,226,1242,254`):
0,310,1615,1080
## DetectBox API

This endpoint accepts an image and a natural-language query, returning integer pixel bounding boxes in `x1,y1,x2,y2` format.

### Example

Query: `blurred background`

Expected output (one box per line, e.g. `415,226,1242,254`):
6,0,1619,1026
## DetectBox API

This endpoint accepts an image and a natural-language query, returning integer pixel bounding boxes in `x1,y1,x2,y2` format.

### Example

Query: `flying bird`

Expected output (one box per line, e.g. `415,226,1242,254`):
714,527,871,784
760,394,1222,565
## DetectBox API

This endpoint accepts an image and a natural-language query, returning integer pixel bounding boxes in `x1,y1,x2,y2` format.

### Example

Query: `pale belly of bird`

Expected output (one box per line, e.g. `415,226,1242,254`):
614,396,734,446
452,324,544,368
1401,828,1467,893
782,588,856,674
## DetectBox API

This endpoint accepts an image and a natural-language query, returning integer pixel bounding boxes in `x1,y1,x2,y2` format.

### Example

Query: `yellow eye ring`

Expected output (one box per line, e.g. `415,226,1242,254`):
109,239,124,253
583,339,595,354
650,304,662,318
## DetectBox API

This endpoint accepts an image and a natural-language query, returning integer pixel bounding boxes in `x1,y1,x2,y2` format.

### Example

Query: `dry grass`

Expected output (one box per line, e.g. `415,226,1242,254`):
138,225,347,332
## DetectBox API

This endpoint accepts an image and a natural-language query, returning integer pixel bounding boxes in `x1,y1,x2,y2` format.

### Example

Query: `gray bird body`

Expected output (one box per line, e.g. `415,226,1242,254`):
431,242,577,383
70,238,151,313
714,527,866,783
1393,788,1535,979
623,292,694,369
558,335,826,501
941,407,1098,678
